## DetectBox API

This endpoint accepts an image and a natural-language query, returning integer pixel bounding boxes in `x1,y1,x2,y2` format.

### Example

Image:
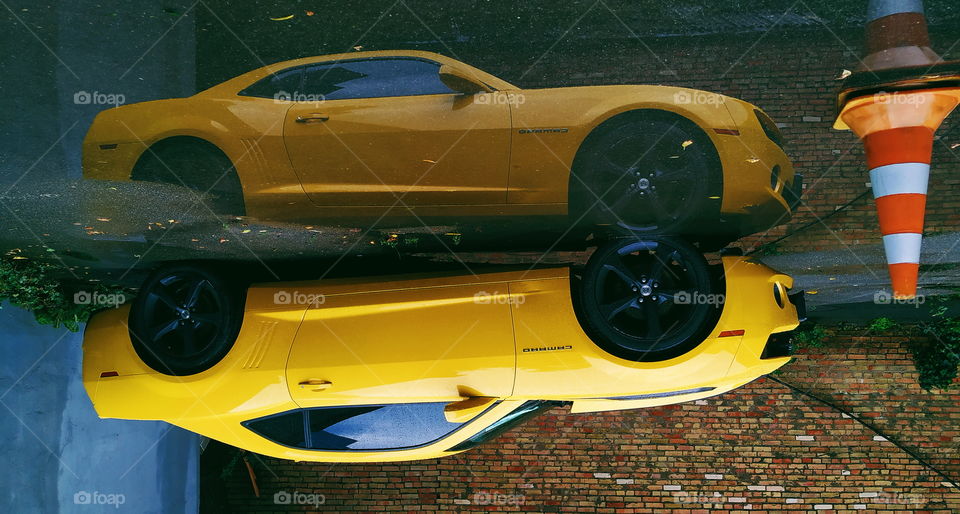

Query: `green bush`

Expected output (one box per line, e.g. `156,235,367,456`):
914,304,960,391
793,323,827,348
868,317,897,332
0,258,126,331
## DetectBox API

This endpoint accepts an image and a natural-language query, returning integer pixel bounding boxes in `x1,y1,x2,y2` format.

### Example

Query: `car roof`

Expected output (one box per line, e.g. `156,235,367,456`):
198,50,518,96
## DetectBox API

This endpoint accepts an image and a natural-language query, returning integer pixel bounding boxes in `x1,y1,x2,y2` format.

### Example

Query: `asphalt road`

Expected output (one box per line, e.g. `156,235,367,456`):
2,176,958,316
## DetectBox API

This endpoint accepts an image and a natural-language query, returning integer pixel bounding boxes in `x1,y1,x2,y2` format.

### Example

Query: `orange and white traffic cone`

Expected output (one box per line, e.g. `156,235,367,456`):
835,0,960,299
839,91,959,298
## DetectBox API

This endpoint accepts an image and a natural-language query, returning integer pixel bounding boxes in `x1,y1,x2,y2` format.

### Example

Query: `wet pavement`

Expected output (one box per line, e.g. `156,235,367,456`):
2,177,958,316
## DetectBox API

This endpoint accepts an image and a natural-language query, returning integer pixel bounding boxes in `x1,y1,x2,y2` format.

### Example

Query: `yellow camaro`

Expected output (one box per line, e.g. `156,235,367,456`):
82,50,800,242
82,238,803,462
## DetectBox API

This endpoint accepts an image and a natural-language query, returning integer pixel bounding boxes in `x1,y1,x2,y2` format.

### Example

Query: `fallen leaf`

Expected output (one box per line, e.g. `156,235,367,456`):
305,10,315,16
807,290,818,294
271,14,295,21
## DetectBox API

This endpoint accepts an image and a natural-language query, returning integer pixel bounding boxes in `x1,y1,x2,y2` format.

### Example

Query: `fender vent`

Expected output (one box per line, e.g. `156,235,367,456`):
242,321,278,369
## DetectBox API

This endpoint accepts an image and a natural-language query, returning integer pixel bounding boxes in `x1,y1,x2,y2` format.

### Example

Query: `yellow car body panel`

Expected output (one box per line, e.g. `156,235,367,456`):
284,275,517,405
82,50,796,228
83,259,799,462
510,257,795,406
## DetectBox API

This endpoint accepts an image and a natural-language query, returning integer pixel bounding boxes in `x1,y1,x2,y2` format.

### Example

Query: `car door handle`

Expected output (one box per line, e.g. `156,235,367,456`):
295,113,329,123
298,379,332,391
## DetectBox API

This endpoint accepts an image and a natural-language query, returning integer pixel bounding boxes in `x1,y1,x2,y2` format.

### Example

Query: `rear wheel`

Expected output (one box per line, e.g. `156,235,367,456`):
571,115,720,235
129,264,244,375
132,139,246,216
577,236,716,362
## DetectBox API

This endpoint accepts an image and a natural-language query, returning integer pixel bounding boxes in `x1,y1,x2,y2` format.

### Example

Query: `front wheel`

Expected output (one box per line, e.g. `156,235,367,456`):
571,116,720,234
129,265,244,375
577,236,717,362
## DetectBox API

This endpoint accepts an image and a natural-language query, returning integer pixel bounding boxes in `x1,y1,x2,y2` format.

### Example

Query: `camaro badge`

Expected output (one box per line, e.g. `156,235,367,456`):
518,128,569,134
522,345,573,353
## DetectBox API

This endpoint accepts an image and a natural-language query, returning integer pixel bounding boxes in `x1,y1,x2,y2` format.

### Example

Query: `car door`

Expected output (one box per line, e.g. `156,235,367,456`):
285,276,517,408
282,57,512,210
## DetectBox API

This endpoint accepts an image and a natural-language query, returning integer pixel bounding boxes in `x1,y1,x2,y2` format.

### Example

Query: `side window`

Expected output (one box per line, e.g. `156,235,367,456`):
301,59,455,101
245,402,484,451
447,400,556,453
238,67,303,99
308,403,463,450
245,410,306,448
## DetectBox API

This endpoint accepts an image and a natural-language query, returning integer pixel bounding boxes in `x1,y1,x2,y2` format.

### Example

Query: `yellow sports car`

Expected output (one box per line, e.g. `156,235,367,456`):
82,50,800,241
82,238,804,462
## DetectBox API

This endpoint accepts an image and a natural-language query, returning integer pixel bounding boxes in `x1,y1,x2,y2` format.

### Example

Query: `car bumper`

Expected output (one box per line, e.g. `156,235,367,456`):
714,100,800,235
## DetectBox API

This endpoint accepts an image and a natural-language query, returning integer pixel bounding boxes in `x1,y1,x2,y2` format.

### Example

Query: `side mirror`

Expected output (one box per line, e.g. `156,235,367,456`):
439,65,492,95
444,396,496,423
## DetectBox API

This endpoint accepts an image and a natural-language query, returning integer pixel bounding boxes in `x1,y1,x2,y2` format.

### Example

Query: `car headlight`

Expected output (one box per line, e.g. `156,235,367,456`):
754,109,784,148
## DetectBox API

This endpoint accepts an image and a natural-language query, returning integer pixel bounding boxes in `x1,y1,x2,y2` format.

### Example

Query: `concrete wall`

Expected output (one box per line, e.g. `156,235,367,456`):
0,0,196,186
0,303,199,513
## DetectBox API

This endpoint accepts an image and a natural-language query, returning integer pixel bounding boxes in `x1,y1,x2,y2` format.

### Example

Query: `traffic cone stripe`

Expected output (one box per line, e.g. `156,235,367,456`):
862,126,933,168
882,233,922,264
866,0,923,21
887,262,920,299
869,162,929,198
875,193,926,235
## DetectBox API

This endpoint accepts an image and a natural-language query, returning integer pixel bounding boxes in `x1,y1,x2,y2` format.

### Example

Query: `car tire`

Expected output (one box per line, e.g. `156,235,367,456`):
571,113,721,235
132,139,246,216
577,236,717,362
129,264,245,376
